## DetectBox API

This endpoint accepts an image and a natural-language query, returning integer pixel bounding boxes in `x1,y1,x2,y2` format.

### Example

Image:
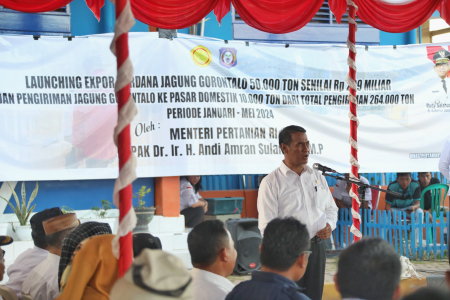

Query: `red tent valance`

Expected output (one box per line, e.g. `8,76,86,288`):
1,0,450,34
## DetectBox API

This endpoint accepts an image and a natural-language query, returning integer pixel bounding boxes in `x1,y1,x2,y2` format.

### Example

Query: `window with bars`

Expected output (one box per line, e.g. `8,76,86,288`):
232,2,379,44
0,5,70,36
234,2,367,26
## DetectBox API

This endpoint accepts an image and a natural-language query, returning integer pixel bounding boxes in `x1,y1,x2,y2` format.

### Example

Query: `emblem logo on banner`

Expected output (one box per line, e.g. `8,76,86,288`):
219,47,237,69
190,45,212,67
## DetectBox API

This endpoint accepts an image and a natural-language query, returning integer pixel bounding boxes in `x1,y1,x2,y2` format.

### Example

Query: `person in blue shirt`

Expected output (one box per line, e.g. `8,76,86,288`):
225,218,311,300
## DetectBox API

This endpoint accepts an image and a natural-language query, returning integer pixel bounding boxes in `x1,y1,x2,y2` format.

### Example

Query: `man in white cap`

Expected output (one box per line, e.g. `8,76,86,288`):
110,249,193,300
22,213,78,300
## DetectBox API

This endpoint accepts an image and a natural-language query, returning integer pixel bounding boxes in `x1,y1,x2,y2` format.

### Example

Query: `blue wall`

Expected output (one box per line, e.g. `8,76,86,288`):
3,178,154,213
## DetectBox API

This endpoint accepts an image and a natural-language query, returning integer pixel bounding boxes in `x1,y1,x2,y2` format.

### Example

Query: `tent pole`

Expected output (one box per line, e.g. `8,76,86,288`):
112,0,138,277
346,0,362,242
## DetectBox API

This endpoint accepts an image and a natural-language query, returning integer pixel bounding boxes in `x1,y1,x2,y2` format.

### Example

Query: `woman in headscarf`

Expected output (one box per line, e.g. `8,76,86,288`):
56,234,118,300
58,221,112,287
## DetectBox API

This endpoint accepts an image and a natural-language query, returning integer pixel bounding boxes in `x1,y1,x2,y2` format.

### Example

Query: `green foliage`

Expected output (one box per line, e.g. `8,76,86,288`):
133,186,152,209
62,206,74,214
91,199,112,218
0,181,38,226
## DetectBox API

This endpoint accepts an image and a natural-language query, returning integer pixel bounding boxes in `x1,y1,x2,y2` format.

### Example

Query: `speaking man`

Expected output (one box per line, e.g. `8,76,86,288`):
257,125,338,300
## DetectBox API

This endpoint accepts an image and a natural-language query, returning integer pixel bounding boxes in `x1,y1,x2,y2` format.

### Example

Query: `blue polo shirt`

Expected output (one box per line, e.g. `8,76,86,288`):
385,180,421,209
225,271,311,300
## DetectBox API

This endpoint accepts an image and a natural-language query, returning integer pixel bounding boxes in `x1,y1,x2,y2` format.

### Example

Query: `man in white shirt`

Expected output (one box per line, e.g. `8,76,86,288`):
257,125,338,300
6,207,63,299
22,213,79,300
332,174,372,209
439,137,450,181
188,220,237,300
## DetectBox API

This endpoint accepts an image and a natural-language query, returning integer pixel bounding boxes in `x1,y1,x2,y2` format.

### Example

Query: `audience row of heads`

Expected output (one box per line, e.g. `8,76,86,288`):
3,207,449,300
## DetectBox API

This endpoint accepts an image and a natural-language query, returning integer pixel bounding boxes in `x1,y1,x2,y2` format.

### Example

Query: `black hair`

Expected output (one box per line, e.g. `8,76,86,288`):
337,238,401,300
417,172,431,176
45,227,75,249
181,176,203,193
278,125,306,153
396,172,411,178
133,233,162,257
402,288,450,300
260,218,310,271
31,231,48,249
188,220,230,267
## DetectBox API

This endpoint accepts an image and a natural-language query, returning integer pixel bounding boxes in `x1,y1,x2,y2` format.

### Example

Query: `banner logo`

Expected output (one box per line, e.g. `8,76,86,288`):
219,47,237,69
190,46,212,67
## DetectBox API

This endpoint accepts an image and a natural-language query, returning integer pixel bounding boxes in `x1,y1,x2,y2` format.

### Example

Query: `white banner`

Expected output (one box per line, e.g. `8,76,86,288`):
0,33,448,181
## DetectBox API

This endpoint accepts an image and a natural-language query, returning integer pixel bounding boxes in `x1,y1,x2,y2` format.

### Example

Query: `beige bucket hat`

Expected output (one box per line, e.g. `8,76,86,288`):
110,249,193,300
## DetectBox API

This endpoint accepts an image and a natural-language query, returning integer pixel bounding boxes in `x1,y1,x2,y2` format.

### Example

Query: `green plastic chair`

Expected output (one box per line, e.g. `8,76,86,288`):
419,183,449,244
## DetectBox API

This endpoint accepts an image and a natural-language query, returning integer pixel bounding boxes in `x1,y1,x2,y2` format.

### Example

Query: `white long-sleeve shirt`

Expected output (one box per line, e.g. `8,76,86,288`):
257,162,338,236
439,138,450,181
6,246,49,299
180,178,202,211
22,253,60,300
191,268,235,300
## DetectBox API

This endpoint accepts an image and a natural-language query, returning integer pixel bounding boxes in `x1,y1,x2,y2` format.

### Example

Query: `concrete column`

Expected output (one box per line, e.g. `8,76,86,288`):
154,177,180,217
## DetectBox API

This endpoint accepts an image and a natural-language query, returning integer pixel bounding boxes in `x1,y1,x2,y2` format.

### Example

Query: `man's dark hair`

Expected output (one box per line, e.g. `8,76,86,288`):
396,172,411,178
188,220,230,267
278,125,306,153
402,288,450,300
260,218,310,271
45,228,75,249
133,233,162,257
337,238,401,300
417,172,431,176
181,176,203,193
31,231,48,249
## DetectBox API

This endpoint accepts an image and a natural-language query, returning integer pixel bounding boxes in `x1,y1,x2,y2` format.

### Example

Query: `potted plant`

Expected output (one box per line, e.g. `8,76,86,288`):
0,181,38,241
92,200,112,218
133,186,156,233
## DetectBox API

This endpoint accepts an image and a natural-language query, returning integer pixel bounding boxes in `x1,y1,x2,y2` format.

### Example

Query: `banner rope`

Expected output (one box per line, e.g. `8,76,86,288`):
110,0,138,276
346,0,362,240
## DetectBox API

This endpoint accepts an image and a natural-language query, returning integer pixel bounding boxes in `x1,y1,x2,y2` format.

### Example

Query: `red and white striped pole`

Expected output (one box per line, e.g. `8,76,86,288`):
110,0,138,276
346,0,362,241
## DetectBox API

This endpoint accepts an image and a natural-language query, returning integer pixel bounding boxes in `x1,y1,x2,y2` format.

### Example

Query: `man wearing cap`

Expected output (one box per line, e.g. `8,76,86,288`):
430,49,450,103
22,213,78,300
0,235,14,281
6,208,63,299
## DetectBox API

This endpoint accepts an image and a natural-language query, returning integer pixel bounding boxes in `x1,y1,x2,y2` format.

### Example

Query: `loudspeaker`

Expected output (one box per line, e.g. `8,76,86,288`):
226,218,262,275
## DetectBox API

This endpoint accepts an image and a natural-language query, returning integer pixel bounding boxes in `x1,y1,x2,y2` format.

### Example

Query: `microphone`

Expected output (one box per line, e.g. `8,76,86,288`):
312,163,337,173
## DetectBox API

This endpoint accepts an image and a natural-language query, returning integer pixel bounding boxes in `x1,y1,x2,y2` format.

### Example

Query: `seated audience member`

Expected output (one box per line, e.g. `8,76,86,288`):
180,176,208,228
58,221,112,287
417,172,446,219
385,173,423,222
401,287,450,300
188,220,236,300
332,174,372,209
22,213,79,300
56,234,118,300
6,208,62,299
335,238,401,300
110,249,193,300
439,137,450,181
226,218,311,300
0,235,14,281
133,233,162,257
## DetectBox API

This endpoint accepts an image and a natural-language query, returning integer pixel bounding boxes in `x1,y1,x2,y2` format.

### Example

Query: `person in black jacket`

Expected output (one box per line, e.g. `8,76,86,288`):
417,172,442,221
